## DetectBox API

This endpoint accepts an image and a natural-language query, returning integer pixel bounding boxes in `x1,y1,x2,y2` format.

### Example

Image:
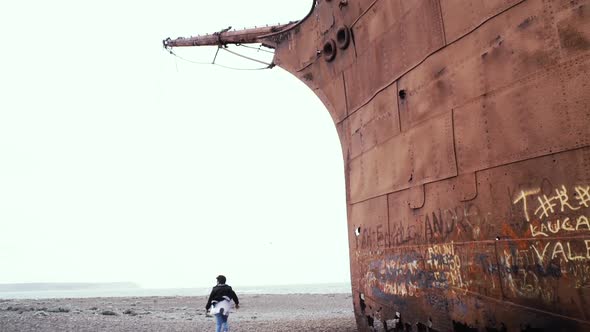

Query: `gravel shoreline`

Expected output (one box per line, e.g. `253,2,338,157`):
0,293,357,332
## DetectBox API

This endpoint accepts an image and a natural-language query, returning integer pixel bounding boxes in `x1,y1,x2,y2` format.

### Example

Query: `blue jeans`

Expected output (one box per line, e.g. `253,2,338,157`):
215,313,229,332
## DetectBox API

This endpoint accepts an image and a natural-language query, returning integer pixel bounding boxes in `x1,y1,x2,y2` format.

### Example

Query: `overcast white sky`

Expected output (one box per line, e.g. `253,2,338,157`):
0,0,350,289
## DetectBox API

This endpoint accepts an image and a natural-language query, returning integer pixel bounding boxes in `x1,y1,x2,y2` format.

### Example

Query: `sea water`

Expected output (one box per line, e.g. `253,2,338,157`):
0,282,351,299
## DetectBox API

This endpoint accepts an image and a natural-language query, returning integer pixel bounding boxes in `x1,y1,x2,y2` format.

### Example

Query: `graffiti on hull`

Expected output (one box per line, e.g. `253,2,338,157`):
363,183,590,324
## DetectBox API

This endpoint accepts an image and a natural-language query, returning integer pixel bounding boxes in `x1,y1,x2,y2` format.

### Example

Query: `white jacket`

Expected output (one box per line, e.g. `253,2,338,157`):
209,296,233,316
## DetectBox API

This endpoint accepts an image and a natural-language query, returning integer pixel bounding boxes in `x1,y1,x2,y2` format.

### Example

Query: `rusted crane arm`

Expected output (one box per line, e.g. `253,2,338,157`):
163,22,296,49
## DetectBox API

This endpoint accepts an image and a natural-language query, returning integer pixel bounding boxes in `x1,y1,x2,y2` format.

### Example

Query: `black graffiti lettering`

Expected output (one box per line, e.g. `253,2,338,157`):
359,225,389,249
432,210,444,235
443,208,457,234
391,223,419,245
425,214,434,240
361,228,371,249
421,204,490,240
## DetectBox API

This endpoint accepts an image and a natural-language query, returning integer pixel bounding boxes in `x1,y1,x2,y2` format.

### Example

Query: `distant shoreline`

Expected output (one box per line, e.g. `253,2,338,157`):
0,282,352,300
0,282,140,293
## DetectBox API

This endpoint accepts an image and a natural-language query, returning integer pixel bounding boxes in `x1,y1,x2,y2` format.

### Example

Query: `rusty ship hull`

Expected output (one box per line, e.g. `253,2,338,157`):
165,0,590,330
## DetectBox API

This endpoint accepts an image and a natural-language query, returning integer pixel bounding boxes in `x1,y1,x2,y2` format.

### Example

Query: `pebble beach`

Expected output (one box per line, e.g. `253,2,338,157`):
0,293,357,332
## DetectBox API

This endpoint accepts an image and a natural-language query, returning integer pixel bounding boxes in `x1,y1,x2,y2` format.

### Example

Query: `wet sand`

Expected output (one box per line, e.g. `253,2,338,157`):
0,293,357,331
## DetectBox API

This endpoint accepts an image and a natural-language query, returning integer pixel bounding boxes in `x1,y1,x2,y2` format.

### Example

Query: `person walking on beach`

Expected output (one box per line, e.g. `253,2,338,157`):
206,275,240,332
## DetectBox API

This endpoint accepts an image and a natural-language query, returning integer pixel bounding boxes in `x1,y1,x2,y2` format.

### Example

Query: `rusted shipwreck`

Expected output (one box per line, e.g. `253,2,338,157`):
164,0,590,330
